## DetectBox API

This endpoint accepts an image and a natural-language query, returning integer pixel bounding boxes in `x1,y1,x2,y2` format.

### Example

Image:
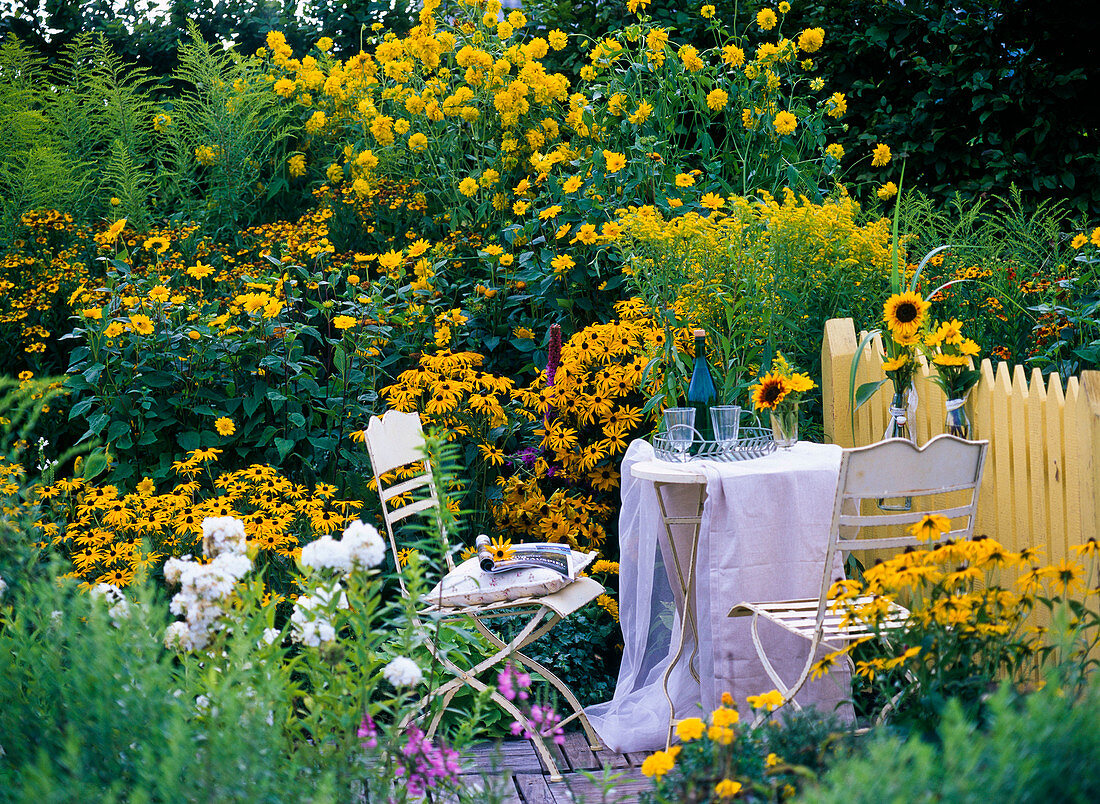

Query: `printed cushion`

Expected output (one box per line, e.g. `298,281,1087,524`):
427,550,596,608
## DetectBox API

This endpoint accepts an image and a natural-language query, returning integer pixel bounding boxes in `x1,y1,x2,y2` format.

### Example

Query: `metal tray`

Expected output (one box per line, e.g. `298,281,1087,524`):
652,426,776,463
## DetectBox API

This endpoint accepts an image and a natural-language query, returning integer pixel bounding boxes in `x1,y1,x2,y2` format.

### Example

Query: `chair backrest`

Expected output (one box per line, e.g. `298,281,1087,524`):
816,434,989,618
364,410,452,594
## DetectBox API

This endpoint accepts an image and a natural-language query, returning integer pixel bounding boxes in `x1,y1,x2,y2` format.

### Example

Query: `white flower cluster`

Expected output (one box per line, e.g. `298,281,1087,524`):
300,520,386,574
163,517,251,652
382,656,424,687
0,574,7,601
90,582,130,624
201,516,247,559
290,580,349,647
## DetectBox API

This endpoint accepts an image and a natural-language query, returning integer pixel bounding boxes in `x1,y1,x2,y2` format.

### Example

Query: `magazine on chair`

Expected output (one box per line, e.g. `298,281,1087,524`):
475,534,573,578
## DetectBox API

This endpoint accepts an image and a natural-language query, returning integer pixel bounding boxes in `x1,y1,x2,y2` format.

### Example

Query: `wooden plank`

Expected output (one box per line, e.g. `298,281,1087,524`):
559,732,599,772
591,747,630,770
1010,365,1031,556
1064,377,1084,549
450,774,521,804
625,751,653,767
463,740,545,775
1045,374,1067,566
822,317,858,447
1028,368,1049,561
1081,371,1100,544
992,362,1014,552
974,359,997,538
564,771,653,803
513,773,564,804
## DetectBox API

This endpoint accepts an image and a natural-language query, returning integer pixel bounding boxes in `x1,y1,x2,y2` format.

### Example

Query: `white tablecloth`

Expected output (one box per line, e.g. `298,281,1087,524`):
586,439,854,752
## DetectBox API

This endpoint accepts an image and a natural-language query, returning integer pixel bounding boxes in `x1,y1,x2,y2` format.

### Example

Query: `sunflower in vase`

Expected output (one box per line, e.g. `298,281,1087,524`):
750,353,816,450
924,319,981,437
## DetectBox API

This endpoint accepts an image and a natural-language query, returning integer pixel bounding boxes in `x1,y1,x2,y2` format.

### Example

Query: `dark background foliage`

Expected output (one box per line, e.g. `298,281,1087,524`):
0,0,415,76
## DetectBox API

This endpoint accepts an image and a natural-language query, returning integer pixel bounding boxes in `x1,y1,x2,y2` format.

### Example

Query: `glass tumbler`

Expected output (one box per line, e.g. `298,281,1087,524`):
709,405,742,452
662,407,696,459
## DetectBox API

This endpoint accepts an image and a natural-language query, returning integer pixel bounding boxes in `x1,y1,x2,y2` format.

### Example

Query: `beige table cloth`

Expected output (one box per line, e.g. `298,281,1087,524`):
586,439,854,752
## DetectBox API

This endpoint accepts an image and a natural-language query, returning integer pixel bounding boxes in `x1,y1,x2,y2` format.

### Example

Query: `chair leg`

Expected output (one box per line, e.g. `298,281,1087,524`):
473,616,603,750
748,614,820,725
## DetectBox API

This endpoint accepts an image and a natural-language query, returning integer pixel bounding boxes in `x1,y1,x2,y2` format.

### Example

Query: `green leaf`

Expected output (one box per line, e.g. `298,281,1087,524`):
274,437,296,461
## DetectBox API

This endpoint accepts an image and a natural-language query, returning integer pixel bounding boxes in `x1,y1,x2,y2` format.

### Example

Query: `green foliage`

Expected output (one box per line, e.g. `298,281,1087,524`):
0,576,334,804
802,682,1100,804
158,25,299,238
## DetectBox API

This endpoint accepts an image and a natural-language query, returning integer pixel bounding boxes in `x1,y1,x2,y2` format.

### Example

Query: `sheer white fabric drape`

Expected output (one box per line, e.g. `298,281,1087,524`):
586,440,854,753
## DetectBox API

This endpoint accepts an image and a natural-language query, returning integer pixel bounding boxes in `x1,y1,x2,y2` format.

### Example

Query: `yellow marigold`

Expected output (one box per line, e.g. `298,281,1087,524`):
316,36,333,52
640,749,675,778
877,181,899,200
629,101,653,124
333,315,356,330
747,689,784,711
305,110,326,134
548,29,567,50
757,8,778,30
1092,226,1100,246
774,110,797,135
678,44,704,72
129,315,154,336
215,417,236,436
604,150,627,173
675,717,705,741
701,4,716,19
274,78,296,98
826,92,847,118
706,88,729,112
711,706,739,727
1071,233,1088,249
562,175,583,193
722,44,745,67
715,779,742,799
675,173,696,187
826,143,845,161
551,254,575,275
288,154,306,177
798,27,825,53
459,177,479,197
871,143,892,167
881,353,909,372
700,192,725,211
408,132,428,152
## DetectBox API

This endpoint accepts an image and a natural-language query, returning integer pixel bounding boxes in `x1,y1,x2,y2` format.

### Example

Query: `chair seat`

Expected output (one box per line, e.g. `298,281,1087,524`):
729,595,910,642
422,576,605,620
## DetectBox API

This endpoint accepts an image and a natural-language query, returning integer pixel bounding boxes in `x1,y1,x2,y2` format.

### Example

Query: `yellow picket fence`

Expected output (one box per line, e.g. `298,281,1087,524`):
821,317,1100,565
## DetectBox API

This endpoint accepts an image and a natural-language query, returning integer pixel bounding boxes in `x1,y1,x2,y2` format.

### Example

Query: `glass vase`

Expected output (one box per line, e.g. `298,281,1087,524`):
878,388,914,511
944,398,971,439
769,402,799,450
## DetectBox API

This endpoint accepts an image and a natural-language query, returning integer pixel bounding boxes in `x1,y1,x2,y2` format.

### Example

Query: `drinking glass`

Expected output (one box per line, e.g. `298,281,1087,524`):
709,405,742,452
662,407,696,459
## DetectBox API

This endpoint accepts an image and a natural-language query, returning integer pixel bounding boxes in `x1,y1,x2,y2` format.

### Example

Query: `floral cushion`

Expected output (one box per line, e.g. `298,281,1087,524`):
427,550,596,608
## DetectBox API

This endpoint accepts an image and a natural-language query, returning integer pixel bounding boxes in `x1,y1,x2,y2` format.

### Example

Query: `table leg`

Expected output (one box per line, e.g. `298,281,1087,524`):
654,480,707,747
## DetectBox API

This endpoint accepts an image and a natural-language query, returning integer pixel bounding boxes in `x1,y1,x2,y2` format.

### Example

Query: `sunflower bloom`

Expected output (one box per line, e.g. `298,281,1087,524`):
883,291,930,340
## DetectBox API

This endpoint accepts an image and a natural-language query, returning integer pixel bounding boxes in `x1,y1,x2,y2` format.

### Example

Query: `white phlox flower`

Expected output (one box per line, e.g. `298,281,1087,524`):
342,520,386,569
383,656,424,687
201,516,247,559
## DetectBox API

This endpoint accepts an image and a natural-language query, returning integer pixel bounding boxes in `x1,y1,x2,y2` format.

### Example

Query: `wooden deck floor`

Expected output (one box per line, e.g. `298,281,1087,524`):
458,732,653,803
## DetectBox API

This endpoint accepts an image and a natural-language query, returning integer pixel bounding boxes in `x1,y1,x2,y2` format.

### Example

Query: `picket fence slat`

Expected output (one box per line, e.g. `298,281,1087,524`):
821,318,1100,556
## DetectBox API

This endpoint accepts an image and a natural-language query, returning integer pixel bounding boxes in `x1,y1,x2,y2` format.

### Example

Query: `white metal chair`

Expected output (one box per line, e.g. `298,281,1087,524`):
729,434,988,720
364,410,604,780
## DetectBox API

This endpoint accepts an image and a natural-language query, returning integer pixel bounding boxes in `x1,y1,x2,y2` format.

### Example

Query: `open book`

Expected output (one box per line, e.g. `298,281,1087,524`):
475,534,573,578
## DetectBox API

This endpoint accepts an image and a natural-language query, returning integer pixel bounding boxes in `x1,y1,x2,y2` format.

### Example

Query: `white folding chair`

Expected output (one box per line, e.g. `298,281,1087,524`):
364,410,604,781
729,435,988,720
